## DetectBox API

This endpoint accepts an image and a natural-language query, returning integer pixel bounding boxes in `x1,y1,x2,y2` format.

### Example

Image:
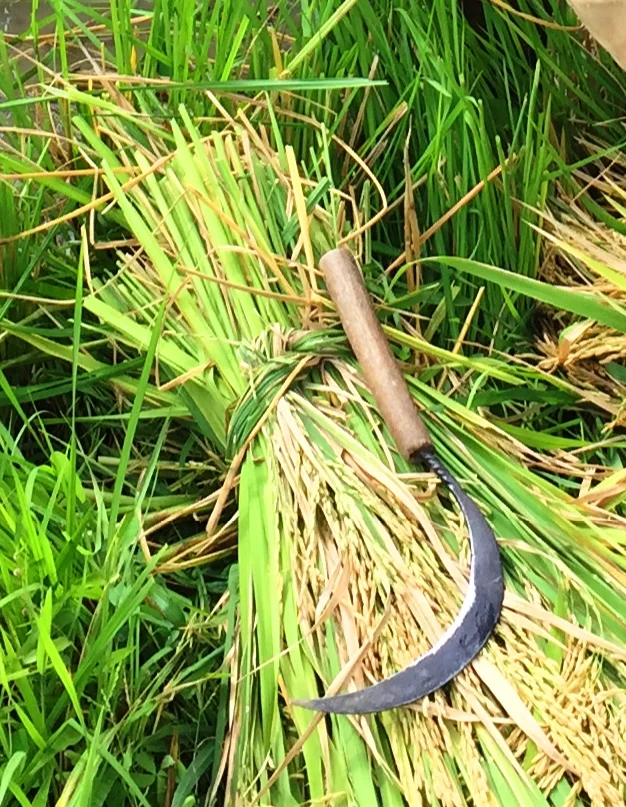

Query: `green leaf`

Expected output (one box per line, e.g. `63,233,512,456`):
0,752,26,807
427,255,626,332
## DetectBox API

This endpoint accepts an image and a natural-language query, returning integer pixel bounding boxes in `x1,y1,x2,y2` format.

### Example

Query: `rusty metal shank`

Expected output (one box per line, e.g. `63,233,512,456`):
295,248,504,715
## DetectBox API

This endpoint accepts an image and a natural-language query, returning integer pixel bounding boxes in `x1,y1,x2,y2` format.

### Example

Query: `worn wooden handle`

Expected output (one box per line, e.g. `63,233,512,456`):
320,247,431,459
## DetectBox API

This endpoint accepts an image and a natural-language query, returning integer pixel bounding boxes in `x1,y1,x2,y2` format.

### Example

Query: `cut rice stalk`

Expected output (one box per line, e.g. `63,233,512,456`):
68,103,626,805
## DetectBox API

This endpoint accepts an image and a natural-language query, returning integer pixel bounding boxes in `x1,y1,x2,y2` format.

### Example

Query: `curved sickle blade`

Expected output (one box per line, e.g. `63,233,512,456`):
294,450,504,715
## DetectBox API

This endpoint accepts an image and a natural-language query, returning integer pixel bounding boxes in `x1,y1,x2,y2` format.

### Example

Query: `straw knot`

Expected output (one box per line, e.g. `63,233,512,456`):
225,326,348,458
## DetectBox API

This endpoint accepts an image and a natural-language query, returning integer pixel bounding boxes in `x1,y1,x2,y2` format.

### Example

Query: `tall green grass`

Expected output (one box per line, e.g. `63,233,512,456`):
0,413,231,805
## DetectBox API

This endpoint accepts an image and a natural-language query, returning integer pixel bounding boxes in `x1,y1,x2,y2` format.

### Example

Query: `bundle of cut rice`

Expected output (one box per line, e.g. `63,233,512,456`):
61,97,626,806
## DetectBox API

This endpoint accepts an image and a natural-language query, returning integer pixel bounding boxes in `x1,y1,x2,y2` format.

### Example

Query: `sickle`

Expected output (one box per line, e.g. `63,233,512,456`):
295,247,504,715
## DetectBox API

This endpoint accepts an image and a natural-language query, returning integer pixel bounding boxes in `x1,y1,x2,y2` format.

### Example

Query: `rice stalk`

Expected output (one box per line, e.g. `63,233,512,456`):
28,100,626,805
530,169,626,430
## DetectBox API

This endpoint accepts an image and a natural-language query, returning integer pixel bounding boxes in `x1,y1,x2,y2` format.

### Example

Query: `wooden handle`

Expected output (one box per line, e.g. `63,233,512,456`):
320,247,431,459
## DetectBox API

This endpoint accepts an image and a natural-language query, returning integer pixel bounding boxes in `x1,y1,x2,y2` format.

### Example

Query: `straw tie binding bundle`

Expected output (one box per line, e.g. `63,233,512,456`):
225,325,350,459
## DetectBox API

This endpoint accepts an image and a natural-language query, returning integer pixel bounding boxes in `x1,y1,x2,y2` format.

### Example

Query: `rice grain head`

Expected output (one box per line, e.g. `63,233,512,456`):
236,387,626,805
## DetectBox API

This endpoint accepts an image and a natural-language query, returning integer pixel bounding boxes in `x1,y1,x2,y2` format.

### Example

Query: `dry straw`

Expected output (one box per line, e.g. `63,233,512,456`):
533,187,626,431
